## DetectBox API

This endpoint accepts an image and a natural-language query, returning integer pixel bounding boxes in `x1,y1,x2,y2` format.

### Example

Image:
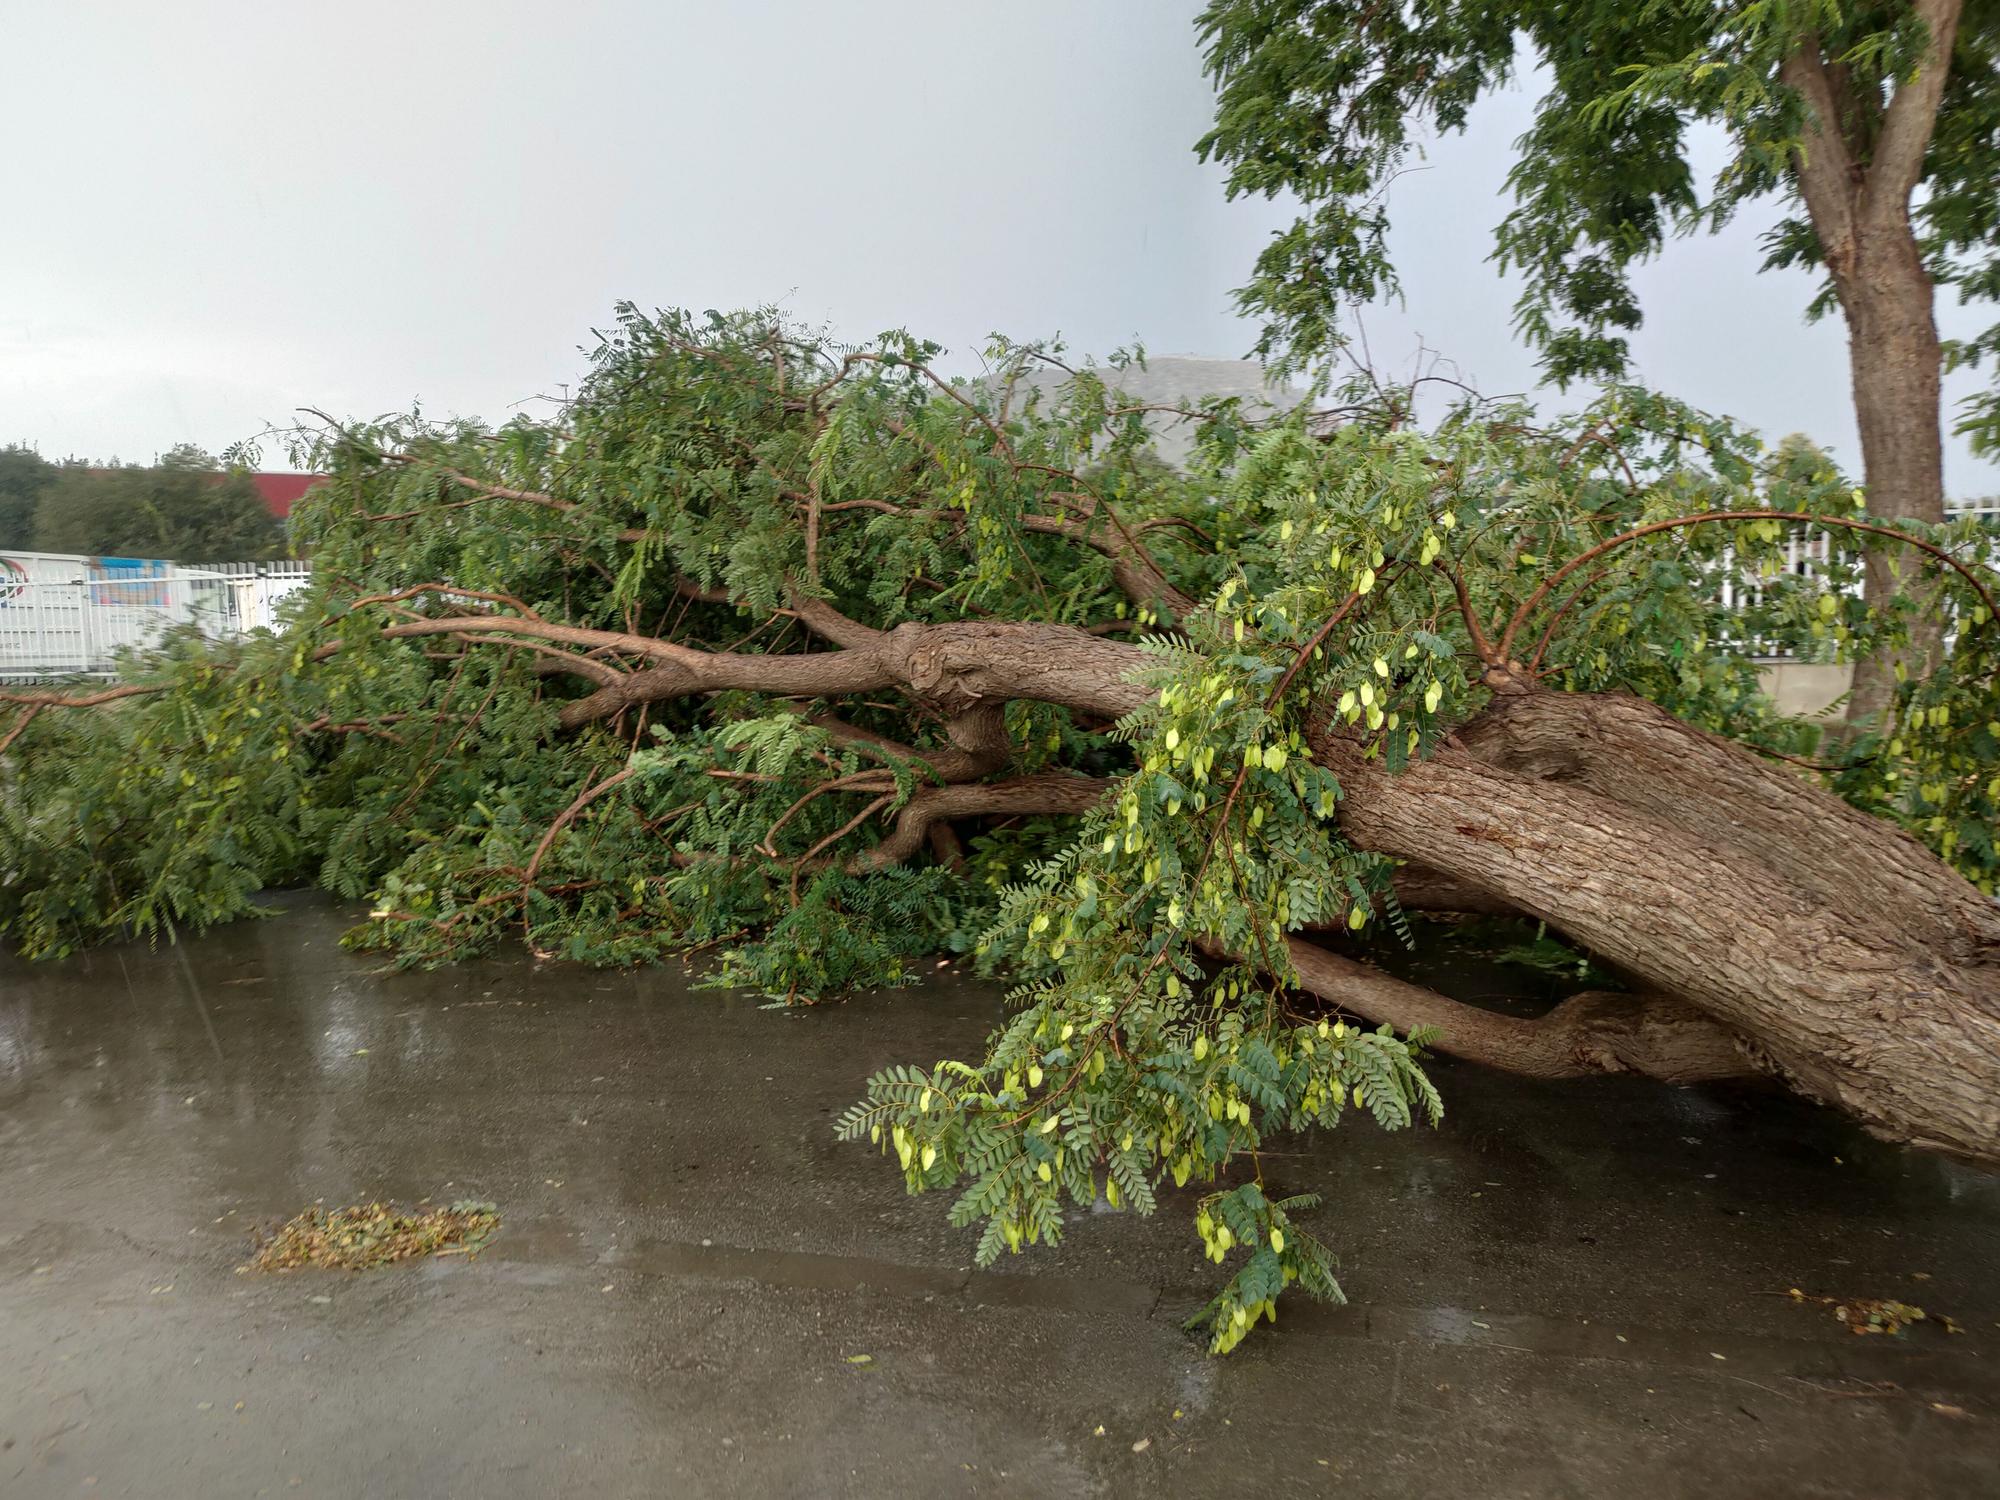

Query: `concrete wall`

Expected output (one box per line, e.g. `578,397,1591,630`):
1759,662,1853,718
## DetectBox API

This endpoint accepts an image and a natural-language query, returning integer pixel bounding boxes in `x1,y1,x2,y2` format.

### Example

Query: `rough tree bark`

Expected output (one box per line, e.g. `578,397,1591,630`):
1311,698,2000,1162
1781,1,1962,725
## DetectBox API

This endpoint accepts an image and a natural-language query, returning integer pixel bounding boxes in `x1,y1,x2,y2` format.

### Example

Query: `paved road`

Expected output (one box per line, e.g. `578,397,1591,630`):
3,897,1995,1497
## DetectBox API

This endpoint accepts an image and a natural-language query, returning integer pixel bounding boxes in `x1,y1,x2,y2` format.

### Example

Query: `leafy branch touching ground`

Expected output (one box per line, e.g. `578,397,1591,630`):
5,307,1998,1348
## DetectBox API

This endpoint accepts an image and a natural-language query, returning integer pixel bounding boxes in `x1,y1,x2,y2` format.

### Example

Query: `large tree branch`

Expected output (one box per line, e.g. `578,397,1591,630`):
1867,0,1963,214
847,774,1111,873
553,603,1154,730
361,612,902,706
1282,938,1761,1084
1780,37,1862,278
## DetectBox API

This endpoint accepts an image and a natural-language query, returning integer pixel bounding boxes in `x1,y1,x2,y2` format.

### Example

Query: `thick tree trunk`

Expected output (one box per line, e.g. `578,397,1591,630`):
1310,694,2000,1163
1841,221,1948,726
1780,4,1962,729
726,605,2000,1160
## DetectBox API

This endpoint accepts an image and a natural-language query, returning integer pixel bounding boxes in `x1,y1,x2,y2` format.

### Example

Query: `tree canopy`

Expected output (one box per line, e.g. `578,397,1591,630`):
1196,0,1994,416
0,444,58,550
1196,1,1996,724
28,445,285,561
4,306,1997,1349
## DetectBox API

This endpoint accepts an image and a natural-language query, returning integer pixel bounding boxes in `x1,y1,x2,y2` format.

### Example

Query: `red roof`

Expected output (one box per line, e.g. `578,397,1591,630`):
245,473,323,520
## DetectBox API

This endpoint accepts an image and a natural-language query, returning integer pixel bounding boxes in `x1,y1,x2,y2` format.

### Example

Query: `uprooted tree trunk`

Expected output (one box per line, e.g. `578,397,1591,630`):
1193,658,1994,1163
1308,691,2000,1161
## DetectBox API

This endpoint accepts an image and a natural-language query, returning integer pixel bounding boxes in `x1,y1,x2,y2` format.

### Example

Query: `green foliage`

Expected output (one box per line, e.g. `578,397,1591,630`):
0,444,57,549
1189,1184,1343,1354
712,865,970,999
31,445,285,560
1494,925,1613,987
2,306,1994,1352
1194,0,2000,445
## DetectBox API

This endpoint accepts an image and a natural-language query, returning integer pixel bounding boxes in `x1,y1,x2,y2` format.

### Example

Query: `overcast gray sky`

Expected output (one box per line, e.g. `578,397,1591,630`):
3,0,1993,497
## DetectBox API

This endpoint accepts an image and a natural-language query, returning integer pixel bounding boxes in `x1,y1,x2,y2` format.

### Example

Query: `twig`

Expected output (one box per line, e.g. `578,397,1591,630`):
0,704,42,754
524,765,639,887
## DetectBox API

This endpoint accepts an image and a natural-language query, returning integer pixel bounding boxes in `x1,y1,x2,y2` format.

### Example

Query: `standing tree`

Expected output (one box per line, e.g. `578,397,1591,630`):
1195,0,1997,723
33,444,286,561
0,444,57,550
2,309,1995,1348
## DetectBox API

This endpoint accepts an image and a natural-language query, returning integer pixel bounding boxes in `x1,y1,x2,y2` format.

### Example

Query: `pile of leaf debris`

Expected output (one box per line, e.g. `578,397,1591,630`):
243,1200,499,1273
1787,1287,1960,1337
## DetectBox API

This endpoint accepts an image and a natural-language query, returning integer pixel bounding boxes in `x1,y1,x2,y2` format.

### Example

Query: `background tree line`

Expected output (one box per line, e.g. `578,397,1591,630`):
0,442,285,561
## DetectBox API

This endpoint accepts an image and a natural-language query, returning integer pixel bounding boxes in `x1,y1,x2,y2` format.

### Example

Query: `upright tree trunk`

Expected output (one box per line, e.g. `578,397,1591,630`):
1778,5,1962,729
1842,219,1948,726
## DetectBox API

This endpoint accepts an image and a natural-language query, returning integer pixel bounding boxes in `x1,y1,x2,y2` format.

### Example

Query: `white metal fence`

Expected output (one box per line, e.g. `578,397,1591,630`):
0,555,313,682
183,559,316,634
1716,504,1999,660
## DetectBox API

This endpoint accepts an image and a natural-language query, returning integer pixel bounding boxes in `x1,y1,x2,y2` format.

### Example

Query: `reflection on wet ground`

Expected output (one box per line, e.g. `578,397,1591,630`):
3,894,1996,1497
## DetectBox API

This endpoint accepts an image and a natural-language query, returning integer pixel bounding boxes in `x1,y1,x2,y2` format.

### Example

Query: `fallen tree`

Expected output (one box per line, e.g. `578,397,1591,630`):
4,309,1996,1346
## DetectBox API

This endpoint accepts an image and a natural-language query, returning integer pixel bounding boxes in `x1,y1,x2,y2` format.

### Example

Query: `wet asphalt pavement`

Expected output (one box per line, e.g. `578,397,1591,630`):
2,894,1997,1498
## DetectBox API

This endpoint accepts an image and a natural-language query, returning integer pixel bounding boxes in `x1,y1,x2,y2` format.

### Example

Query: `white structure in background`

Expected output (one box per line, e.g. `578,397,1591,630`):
1717,498,1999,661
0,551,313,682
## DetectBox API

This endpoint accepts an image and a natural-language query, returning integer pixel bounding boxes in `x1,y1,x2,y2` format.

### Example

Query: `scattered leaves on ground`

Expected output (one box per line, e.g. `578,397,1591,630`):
1786,1287,1949,1336
243,1200,498,1272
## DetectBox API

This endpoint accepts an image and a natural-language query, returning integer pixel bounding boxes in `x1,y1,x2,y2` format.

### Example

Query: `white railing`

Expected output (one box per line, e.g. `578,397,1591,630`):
1715,506,1999,661
184,559,316,633
0,558,314,682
